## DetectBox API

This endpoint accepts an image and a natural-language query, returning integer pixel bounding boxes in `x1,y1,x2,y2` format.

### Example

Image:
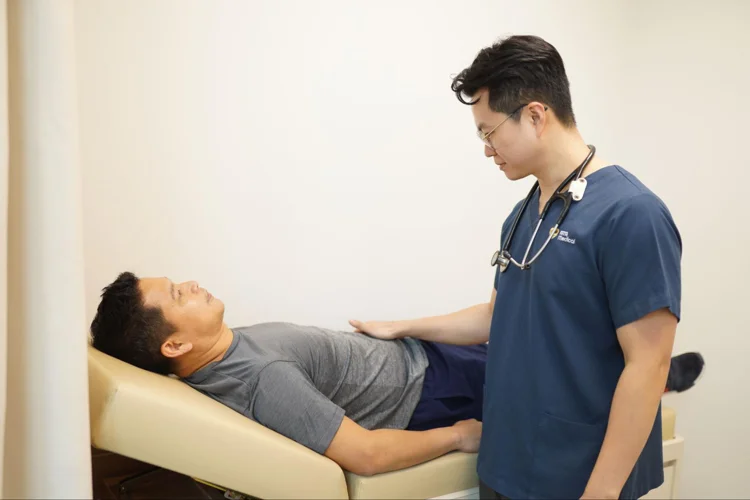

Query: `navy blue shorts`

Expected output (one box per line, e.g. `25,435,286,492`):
406,341,487,431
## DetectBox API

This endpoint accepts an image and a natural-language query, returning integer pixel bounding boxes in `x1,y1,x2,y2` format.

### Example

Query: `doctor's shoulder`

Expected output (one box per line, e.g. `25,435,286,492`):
591,166,682,254
588,165,674,215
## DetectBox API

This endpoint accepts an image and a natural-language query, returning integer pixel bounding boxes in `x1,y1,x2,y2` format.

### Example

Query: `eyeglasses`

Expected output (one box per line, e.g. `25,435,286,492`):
477,103,547,151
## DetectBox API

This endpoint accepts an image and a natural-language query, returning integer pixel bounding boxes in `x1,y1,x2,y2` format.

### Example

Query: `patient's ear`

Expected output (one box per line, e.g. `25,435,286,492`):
161,337,193,359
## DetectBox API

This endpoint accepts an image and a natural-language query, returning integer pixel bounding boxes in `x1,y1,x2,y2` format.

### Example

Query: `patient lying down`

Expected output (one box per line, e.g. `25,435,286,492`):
90,272,701,477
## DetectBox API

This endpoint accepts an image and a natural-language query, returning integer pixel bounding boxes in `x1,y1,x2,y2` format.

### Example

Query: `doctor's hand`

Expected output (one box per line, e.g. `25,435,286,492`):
349,319,404,341
452,419,482,453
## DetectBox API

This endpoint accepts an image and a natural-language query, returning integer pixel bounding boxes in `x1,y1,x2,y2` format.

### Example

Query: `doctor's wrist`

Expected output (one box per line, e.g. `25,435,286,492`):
581,481,621,500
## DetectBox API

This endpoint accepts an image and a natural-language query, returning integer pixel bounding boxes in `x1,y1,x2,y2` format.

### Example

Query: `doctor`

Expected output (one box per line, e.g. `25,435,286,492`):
351,35,681,499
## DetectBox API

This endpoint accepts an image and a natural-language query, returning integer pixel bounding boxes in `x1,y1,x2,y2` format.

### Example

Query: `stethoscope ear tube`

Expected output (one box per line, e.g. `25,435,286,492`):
493,145,596,272
500,180,538,254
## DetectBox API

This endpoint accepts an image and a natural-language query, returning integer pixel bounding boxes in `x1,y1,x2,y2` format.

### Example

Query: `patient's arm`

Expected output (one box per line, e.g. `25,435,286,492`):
349,288,496,345
324,416,481,477
252,361,480,476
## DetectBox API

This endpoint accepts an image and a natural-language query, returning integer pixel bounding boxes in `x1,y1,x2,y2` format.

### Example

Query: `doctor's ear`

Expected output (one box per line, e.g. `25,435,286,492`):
161,338,193,359
527,102,549,126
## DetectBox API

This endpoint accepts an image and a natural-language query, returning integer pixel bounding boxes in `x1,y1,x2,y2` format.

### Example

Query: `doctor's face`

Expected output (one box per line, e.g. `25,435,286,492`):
471,89,544,180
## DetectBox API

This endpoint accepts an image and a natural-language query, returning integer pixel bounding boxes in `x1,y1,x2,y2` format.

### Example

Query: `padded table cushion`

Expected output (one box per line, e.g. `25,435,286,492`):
662,406,676,441
87,346,479,499
345,451,478,499
88,346,349,499
87,345,678,500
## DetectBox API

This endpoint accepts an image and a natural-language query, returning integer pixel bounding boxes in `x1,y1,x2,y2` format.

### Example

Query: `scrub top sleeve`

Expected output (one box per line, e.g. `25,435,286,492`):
599,193,682,329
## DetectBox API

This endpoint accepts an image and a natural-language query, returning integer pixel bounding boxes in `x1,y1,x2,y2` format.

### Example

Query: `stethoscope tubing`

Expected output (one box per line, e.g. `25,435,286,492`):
494,145,596,272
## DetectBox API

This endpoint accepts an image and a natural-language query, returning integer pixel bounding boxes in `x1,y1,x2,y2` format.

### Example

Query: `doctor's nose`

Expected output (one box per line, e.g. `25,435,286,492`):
484,144,495,158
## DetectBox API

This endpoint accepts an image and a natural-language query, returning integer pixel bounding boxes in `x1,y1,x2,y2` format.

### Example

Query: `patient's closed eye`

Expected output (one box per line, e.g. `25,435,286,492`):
170,283,181,301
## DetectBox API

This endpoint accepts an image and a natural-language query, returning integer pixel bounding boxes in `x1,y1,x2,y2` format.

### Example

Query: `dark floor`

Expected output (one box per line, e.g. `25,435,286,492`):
91,447,230,499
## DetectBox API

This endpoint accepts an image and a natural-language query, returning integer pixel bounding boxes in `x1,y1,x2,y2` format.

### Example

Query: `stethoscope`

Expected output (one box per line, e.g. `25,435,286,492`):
491,145,596,273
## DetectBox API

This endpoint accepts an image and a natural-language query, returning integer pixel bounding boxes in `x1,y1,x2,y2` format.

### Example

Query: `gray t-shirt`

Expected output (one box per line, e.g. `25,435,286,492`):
183,322,429,454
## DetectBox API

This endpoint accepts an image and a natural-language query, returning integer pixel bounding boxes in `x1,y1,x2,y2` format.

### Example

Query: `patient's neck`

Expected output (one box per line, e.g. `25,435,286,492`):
173,324,234,378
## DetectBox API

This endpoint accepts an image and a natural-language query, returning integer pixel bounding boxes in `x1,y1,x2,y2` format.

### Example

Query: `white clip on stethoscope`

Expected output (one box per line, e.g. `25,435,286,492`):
491,144,595,273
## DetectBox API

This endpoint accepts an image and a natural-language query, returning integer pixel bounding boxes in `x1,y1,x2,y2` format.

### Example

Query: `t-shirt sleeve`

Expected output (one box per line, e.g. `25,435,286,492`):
250,361,345,454
599,192,682,329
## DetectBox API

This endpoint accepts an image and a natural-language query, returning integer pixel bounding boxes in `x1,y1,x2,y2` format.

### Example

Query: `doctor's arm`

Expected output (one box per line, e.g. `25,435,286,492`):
581,309,676,499
583,193,682,499
349,288,496,345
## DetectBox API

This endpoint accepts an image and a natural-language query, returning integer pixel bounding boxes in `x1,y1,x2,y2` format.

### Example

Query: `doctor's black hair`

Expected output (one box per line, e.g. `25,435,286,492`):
90,271,176,375
451,35,576,127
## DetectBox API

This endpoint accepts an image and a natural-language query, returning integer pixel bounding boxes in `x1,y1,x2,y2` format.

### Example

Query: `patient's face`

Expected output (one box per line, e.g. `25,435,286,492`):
139,277,225,347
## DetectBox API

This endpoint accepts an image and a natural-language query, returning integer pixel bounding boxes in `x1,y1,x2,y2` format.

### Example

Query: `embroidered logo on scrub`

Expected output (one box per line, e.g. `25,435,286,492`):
557,230,576,244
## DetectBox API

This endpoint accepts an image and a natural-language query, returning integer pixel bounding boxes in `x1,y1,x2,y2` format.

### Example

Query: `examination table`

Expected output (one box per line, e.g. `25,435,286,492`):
87,345,681,500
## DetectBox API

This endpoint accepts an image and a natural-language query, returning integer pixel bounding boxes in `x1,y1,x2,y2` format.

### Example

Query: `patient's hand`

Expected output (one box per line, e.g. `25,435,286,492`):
453,419,482,453
349,319,403,340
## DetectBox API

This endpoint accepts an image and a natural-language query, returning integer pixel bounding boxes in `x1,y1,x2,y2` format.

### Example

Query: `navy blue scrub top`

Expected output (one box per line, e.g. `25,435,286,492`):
478,165,682,500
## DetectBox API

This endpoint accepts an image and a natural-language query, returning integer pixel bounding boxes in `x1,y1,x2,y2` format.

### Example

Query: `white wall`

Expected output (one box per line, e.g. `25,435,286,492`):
74,1,748,498
75,0,625,327
621,1,750,498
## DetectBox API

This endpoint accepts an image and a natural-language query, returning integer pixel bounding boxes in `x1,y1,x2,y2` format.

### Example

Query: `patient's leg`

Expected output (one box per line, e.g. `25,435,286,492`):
405,344,702,431
406,341,487,431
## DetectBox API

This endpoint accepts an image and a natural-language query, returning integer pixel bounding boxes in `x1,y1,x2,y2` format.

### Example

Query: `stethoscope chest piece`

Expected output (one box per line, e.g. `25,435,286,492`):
491,249,511,273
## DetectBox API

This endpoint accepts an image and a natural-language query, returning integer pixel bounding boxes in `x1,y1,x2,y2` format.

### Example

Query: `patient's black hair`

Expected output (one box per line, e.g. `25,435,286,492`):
90,271,176,375
451,35,577,127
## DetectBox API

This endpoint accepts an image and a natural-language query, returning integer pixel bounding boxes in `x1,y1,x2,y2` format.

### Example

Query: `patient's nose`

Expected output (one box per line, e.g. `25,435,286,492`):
180,281,199,294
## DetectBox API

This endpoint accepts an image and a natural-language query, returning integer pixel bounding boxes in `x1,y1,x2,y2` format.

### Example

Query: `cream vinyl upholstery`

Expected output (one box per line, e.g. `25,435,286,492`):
87,345,678,500
662,406,676,441
88,345,349,499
